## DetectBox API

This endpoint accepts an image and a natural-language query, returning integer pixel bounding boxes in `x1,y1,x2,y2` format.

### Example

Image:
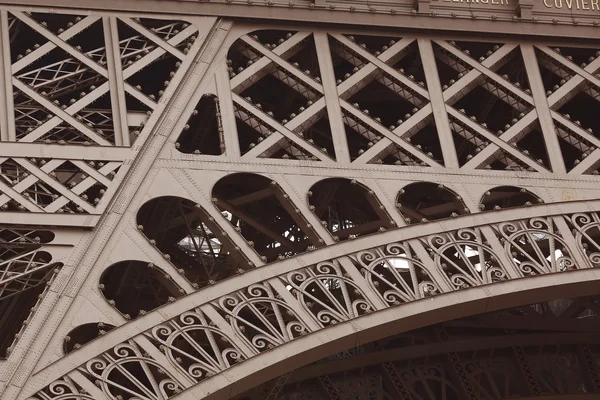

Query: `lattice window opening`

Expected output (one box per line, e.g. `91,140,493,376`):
34,159,110,206
9,14,118,145
0,158,115,213
351,242,442,305
213,173,323,262
99,260,185,320
556,87,600,138
144,308,245,382
397,182,470,224
118,18,198,100
237,67,322,123
567,212,600,268
445,41,532,91
64,322,116,354
329,36,368,84
0,260,62,358
450,115,487,157
79,340,185,400
346,73,428,130
511,121,553,170
337,35,429,99
137,196,250,289
227,30,305,79
175,94,225,155
243,30,323,80
27,377,95,400
133,17,197,51
308,178,394,242
233,101,322,160
373,144,430,167
342,34,401,57
479,186,543,212
281,261,375,327
342,112,383,161
535,47,595,97
424,228,509,289
214,282,310,352
553,119,599,172
0,227,54,260
496,217,577,275
480,147,535,172
448,79,533,135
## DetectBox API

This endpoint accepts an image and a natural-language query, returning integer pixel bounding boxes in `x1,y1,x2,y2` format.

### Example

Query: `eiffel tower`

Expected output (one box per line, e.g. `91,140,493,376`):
2,1,600,399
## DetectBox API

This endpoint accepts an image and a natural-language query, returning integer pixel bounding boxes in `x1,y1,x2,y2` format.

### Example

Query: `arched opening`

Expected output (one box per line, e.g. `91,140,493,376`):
100,260,183,320
64,322,116,354
480,186,543,211
137,196,248,288
0,248,60,358
232,293,600,400
397,182,469,224
308,178,393,240
212,173,321,262
175,94,224,155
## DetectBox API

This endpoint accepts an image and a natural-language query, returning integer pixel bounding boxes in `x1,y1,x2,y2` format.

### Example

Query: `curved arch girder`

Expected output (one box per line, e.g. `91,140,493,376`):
26,207,600,399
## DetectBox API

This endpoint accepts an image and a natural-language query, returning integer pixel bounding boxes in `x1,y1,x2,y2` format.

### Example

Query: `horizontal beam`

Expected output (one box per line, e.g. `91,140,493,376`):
0,143,134,161
0,212,100,226
1,0,600,42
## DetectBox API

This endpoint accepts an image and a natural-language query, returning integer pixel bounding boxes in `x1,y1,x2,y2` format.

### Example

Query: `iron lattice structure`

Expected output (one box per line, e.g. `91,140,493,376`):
0,1,599,400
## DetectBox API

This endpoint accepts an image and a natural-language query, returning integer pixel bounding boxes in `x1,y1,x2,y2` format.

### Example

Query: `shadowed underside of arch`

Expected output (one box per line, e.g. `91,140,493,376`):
235,295,600,400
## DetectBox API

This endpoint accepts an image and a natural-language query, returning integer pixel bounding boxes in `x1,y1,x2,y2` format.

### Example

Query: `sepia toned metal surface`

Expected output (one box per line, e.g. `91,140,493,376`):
0,1,598,399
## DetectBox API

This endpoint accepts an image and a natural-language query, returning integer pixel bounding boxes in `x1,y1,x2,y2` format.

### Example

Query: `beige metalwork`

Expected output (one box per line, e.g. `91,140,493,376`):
0,1,599,399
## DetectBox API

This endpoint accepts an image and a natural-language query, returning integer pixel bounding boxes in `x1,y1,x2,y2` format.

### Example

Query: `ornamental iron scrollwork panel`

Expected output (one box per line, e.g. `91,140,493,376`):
145,308,245,383
352,242,441,305
79,340,184,400
424,227,508,290
25,377,95,400
567,212,600,268
281,261,374,327
213,282,309,352
497,217,576,275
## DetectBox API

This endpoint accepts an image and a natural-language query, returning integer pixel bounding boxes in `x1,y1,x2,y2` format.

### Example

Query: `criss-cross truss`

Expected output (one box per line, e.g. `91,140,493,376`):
2,5,600,400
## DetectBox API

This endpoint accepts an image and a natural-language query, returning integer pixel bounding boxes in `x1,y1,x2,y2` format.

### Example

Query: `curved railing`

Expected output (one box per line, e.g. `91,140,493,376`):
26,203,600,399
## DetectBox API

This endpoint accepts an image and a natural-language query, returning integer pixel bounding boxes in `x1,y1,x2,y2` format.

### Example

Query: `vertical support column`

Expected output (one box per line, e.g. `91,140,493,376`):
521,44,566,173
103,16,129,147
579,344,600,392
435,326,478,400
314,32,351,165
318,375,344,400
0,11,15,141
216,66,241,158
418,39,459,168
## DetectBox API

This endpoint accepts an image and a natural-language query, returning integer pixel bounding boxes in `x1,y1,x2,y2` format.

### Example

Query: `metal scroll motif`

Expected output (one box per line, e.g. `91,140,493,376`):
214,282,309,352
79,340,184,400
30,213,600,399
353,243,441,305
568,212,600,268
25,377,95,400
425,227,508,290
498,217,575,275
146,308,244,382
282,261,374,327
